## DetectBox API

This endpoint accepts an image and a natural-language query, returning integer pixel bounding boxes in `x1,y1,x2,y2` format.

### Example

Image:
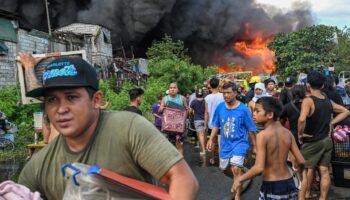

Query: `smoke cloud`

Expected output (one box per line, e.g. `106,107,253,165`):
0,0,313,67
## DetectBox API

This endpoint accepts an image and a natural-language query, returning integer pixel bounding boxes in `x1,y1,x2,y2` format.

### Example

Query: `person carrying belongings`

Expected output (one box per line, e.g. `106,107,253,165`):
158,82,189,155
16,53,198,200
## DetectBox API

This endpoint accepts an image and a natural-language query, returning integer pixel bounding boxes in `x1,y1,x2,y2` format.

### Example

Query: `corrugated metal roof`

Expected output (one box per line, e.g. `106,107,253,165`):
0,18,17,42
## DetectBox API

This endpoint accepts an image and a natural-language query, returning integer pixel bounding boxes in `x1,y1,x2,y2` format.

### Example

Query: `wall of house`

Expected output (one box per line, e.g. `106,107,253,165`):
92,27,113,67
17,29,49,54
0,23,113,87
56,24,113,68
0,41,17,86
0,29,50,87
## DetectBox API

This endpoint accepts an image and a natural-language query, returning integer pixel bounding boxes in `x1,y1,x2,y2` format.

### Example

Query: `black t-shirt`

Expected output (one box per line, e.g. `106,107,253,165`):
280,101,302,135
323,89,343,105
280,88,293,105
125,106,142,115
236,94,246,103
190,99,205,120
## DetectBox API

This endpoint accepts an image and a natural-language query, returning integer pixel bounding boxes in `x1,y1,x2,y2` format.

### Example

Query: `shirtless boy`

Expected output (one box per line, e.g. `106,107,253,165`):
235,97,305,200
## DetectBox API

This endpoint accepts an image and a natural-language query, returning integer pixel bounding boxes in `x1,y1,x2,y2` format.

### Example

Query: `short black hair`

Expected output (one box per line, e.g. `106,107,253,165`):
196,88,204,98
256,97,282,121
209,78,220,89
324,76,335,91
291,85,306,102
157,93,163,100
222,82,237,92
129,88,144,101
264,78,275,87
307,70,326,89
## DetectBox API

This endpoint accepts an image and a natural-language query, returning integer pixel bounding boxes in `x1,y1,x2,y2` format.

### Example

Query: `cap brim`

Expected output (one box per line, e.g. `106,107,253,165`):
26,87,47,98
26,83,95,97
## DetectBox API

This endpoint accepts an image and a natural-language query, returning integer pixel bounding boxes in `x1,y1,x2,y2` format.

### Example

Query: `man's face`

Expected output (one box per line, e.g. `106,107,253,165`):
253,103,268,125
136,95,143,106
267,82,275,91
44,87,101,138
169,83,178,96
222,87,237,103
306,83,311,92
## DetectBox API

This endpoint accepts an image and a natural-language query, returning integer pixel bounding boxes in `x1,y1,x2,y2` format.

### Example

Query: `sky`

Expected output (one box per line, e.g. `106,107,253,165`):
256,0,350,29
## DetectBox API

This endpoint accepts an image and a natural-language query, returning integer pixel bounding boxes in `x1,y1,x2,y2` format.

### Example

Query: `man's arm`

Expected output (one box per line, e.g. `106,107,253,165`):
206,127,219,151
297,98,312,144
248,101,254,113
99,99,110,110
204,102,209,130
249,132,257,154
236,131,266,185
330,101,350,125
289,131,305,172
16,53,45,91
181,96,190,111
160,159,198,200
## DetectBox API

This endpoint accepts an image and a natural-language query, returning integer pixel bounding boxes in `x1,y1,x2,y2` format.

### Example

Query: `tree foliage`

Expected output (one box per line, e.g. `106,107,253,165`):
99,80,133,111
269,25,339,77
0,85,40,160
146,35,191,62
147,35,217,94
332,27,350,72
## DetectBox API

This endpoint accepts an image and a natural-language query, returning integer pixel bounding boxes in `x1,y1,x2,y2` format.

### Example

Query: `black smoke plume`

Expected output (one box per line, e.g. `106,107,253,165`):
0,0,313,67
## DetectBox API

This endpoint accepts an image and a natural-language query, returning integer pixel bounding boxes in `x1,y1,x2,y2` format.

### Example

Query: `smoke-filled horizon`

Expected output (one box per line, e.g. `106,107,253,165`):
0,0,313,68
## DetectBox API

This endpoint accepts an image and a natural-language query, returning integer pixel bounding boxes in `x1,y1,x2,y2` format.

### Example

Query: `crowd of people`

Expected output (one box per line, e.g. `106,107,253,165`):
155,71,350,200
4,52,349,200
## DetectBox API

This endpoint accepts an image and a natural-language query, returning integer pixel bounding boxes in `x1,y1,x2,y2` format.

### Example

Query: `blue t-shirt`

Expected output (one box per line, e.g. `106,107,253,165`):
212,102,257,158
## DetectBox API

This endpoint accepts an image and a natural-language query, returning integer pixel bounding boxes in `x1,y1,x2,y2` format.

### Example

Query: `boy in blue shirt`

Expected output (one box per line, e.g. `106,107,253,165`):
207,82,257,200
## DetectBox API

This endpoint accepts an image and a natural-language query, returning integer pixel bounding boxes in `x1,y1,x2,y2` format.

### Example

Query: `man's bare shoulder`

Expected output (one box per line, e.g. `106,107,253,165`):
302,96,313,104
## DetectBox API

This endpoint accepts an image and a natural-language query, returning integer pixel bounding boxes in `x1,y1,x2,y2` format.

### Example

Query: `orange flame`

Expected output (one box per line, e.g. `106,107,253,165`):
233,34,276,74
218,65,244,74
218,22,276,75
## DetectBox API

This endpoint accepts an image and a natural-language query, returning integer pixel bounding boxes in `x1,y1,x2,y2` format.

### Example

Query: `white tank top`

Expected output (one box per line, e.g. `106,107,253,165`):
204,93,224,129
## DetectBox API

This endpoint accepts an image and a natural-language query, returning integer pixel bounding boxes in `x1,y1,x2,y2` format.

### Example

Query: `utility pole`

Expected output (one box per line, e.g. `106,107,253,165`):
44,0,52,36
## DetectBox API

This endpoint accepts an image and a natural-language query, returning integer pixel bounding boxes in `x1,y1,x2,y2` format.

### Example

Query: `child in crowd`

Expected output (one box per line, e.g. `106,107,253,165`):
235,97,305,200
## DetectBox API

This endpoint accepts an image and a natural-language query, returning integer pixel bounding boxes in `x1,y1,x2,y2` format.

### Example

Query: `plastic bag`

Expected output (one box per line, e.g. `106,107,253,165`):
62,163,170,200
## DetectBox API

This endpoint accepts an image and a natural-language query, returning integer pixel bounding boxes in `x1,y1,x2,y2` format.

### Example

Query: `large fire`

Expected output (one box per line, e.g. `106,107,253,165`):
218,24,276,75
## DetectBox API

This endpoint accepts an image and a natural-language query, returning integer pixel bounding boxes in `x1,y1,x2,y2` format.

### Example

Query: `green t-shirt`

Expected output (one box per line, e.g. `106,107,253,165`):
18,111,183,200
